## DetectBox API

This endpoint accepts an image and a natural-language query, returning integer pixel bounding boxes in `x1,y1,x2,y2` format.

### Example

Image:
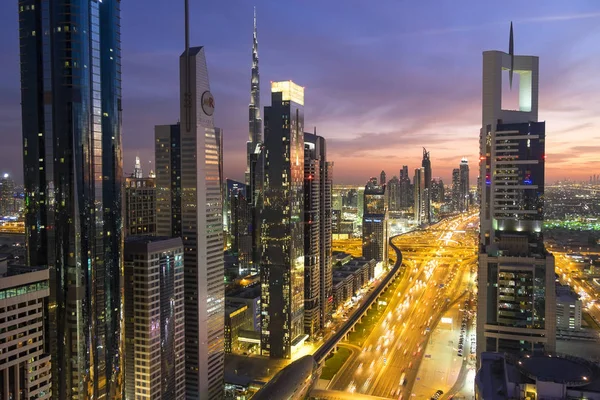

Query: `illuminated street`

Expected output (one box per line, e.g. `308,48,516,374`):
329,213,478,399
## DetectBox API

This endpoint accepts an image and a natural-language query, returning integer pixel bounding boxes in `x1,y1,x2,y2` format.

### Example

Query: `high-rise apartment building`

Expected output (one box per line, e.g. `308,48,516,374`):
260,81,305,358
459,158,470,211
421,148,432,223
477,26,555,364
179,41,224,399
430,178,444,204
304,132,333,335
0,266,52,400
124,237,185,400
0,173,15,216
18,1,124,397
399,166,412,209
125,159,156,237
413,168,426,224
362,182,388,264
380,170,386,187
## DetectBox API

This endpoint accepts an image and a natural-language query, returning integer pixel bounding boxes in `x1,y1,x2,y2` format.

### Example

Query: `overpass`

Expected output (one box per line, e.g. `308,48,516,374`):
313,233,405,364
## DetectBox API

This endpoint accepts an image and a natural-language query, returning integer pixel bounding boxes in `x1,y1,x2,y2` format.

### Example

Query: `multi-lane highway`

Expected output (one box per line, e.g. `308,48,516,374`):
329,213,478,399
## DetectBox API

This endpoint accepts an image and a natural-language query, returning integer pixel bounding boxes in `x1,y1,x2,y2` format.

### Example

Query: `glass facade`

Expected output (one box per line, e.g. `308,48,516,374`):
261,87,305,359
362,185,388,263
18,0,123,398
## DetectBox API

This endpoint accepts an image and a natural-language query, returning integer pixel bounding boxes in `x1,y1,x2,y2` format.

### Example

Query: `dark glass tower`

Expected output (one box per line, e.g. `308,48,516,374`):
421,148,432,223
261,81,305,359
18,0,123,398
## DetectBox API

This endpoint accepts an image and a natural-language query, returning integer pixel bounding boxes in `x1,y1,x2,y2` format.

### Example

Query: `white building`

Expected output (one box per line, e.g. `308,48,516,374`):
179,45,225,399
0,266,52,399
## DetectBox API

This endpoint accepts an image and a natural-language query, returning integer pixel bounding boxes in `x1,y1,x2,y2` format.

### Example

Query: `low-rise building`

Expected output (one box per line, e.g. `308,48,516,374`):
225,302,254,354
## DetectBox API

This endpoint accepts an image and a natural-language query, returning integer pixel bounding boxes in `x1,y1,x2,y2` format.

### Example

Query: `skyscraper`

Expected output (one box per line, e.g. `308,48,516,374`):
380,170,386,186
178,2,225,396
477,25,555,363
459,158,470,212
124,237,185,400
0,173,15,216
387,176,400,211
227,179,252,272
304,132,333,334
18,0,123,397
155,124,183,239
246,7,262,187
451,168,460,212
421,148,432,223
399,166,412,209
246,9,264,275
125,159,156,237
362,181,388,264
261,81,305,358
413,168,425,225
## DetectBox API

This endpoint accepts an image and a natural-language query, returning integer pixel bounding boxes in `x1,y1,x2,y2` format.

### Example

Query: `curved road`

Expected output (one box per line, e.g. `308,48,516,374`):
330,214,478,399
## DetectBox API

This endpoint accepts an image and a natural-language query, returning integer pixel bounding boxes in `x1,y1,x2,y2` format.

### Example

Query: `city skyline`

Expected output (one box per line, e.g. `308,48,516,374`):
1,2,600,184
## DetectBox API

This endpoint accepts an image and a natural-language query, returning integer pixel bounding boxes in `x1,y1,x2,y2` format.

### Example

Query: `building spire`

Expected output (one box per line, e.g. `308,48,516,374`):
249,6,261,142
509,21,514,90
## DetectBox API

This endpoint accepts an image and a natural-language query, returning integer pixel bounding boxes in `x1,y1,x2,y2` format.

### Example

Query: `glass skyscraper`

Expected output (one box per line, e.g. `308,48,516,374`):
261,81,305,359
18,0,123,398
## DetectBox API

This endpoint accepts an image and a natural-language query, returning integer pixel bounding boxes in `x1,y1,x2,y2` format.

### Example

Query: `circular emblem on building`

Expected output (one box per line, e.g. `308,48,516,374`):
201,91,215,116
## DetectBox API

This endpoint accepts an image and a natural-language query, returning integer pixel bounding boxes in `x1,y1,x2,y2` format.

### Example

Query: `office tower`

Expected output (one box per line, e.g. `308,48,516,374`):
18,0,123,397
421,148,432,223
459,158,470,211
176,3,225,396
477,25,555,364
413,168,425,224
452,168,460,212
125,159,156,237
228,180,252,272
380,170,386,186
155,123,182,238
0,173,15,215
124,237,185,400
362,181,388,264
0,266,52,399
357,187,365,220
261,81,305,358
305,132,333,333
387,176,400,211
399,166,412,209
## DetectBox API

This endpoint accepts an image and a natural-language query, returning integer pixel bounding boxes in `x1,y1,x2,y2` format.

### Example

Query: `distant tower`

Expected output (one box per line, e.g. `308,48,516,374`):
246,7,262,188
459,158,469,211
421,148,432,223
477,23,555,365
380,170,386,186
363,180,388,264
134,156,143,178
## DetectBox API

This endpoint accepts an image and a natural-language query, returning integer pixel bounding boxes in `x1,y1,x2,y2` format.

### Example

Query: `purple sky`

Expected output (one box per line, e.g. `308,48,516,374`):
1,1,600,185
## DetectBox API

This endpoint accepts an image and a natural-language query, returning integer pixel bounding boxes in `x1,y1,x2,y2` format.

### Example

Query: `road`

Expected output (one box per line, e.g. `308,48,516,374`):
329,213,478,399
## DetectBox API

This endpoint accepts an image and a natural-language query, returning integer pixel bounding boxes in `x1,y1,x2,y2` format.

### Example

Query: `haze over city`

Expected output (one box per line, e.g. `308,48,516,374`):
1,1,600,184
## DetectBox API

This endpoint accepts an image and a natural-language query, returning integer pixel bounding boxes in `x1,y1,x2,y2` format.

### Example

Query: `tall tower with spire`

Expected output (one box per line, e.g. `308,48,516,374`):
247,7,262,186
